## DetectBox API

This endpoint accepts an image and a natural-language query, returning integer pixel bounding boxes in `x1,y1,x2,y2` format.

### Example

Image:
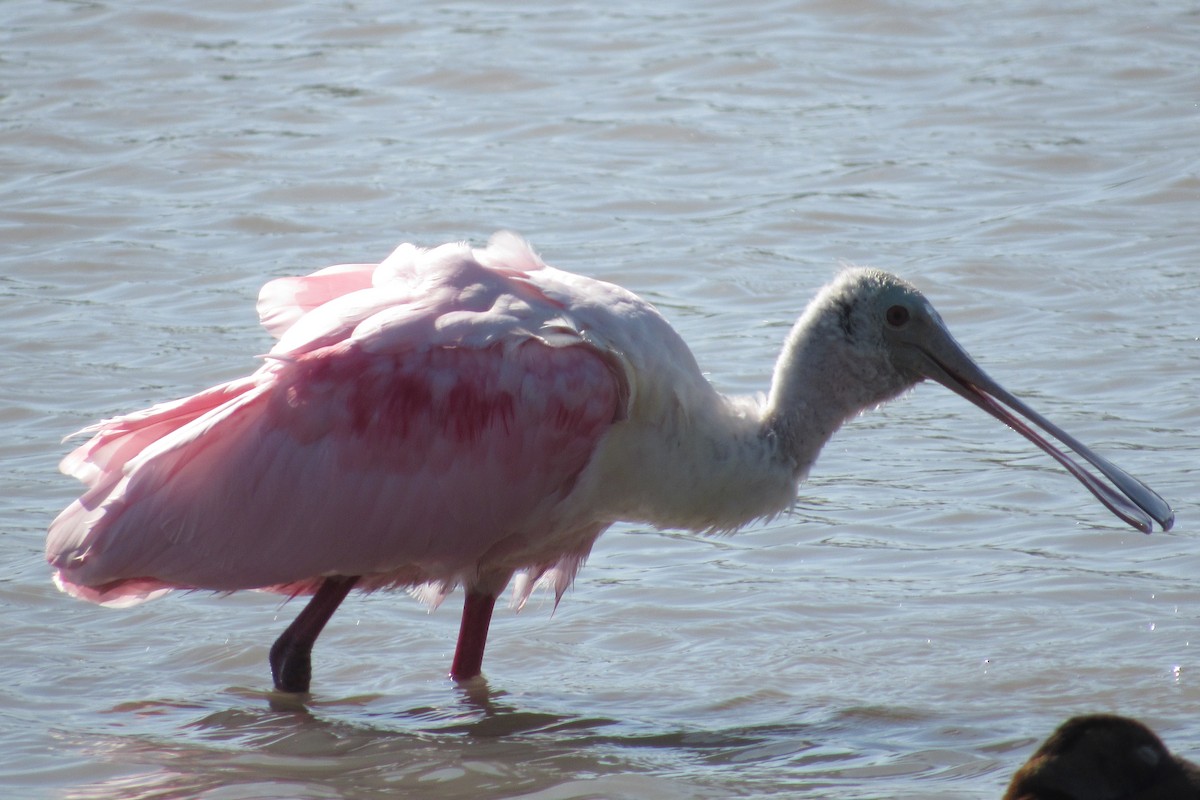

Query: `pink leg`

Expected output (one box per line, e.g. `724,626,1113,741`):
269,575,359,693
449,590,497,681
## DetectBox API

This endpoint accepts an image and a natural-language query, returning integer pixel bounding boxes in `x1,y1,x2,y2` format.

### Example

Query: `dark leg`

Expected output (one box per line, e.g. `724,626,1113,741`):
269,575,359,693
449,590,497,681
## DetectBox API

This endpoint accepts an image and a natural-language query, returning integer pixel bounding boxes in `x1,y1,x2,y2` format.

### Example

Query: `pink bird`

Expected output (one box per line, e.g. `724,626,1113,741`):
47,233,1173,692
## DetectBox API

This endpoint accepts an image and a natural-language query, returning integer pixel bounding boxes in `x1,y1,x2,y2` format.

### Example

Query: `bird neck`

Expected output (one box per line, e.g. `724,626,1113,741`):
588,312,876,533
762,312,875,479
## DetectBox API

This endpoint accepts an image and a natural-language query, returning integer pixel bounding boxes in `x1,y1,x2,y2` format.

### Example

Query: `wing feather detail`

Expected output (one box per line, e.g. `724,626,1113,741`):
48,234,637,608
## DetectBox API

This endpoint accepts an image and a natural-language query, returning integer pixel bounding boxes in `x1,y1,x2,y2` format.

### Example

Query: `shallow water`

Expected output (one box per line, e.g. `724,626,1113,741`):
3,0,1199,797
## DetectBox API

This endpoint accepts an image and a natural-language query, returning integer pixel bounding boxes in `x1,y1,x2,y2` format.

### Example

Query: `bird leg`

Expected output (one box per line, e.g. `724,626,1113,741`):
269,575,359,693
449,589,497,681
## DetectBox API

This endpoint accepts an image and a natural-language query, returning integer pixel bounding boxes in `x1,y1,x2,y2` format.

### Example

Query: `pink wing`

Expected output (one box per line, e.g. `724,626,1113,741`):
257,262,376,339
48,237,628,608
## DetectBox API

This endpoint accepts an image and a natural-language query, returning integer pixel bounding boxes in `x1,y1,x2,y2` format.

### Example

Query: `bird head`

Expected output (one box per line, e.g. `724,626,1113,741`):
778,268,1173,533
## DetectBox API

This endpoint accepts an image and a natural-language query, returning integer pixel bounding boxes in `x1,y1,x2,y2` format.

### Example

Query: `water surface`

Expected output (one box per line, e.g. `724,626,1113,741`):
3,1,1198,797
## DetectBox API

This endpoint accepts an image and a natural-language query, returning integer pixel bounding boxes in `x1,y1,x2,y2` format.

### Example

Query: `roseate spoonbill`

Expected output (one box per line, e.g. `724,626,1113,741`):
47,233,1173,692
1005,715,1200,800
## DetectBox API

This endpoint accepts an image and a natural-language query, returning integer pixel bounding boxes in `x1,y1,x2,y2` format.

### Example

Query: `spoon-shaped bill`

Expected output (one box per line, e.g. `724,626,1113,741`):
913,327,1173,534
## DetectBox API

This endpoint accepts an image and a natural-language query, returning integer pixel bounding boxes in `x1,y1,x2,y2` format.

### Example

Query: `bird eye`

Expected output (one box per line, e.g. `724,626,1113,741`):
1135,744,1162,767
885,304,910,327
